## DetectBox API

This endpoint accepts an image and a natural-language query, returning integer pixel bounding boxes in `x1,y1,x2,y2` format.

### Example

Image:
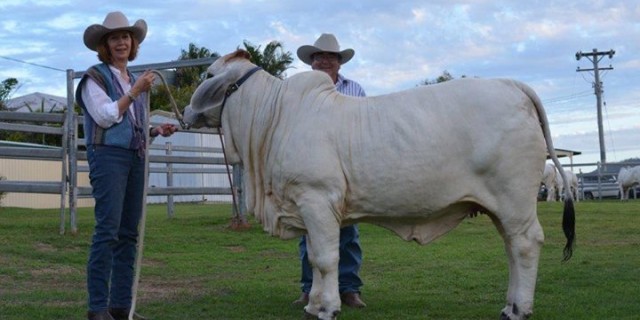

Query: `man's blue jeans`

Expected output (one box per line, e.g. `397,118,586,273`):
299,224,363,294
86,145,145,312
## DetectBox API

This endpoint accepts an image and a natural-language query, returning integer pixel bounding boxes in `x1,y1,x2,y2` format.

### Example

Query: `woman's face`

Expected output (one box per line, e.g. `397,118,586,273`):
107,31,132,63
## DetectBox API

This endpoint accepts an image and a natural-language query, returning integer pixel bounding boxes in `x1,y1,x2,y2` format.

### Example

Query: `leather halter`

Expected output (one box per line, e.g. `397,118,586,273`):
216,66,261,224
218,66,262,128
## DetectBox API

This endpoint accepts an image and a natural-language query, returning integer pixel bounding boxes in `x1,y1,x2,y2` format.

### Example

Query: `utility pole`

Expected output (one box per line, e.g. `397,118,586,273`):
575,48,615,165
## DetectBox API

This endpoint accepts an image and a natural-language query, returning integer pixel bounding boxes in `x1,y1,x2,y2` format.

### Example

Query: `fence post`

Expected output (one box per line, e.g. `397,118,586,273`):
66,69,80,234
596,162,603,200
165,141,175,218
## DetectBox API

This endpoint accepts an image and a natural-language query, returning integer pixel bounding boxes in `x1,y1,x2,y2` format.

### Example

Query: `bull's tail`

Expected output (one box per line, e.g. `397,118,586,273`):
561,197,575,260
515,80,576,261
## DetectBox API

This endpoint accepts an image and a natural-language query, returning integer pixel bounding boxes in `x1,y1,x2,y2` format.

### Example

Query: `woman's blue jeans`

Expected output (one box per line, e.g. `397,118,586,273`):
299,224,363,294
86,145,145,312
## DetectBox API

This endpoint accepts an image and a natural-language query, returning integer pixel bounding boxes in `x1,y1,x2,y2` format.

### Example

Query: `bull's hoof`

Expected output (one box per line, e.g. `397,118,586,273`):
303,310,340,320
500,313,532,320
303,310,317,319
315,310,340,320
500,306,531,320
303,306,340,320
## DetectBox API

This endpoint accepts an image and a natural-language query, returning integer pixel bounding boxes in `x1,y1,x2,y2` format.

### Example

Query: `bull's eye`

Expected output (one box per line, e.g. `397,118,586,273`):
198,72,214,82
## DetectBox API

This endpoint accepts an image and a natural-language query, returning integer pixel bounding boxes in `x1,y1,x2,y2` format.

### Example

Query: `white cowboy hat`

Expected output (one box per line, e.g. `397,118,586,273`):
297,33,355,65
83,11,147,51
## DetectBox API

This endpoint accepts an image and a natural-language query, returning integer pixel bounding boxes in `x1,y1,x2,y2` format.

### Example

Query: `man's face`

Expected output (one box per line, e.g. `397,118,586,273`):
311,52,341,83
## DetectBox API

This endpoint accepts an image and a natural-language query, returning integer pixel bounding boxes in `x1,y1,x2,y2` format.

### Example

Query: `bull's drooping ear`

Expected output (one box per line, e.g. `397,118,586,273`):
189,72,228,113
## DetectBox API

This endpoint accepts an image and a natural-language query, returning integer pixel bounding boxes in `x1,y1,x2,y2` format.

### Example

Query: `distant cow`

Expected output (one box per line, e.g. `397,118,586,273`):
542,163,558,201
618,166,640,200
183,49,575,320
556,168,579,202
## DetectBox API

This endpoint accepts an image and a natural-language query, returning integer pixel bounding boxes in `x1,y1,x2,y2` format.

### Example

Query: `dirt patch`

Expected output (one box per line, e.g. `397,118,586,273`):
137,276,211,303
141,257,167,268
30,264,78,277
225,245,246,253
34,242,57,253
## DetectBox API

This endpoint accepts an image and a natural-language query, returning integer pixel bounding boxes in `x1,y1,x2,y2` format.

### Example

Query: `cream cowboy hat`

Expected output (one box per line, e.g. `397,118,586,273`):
297,33,355,65
83,11,147,51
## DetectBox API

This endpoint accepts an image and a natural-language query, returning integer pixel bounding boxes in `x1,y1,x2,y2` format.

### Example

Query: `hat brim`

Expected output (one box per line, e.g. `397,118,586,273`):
297,45,354,65
83,19,147,51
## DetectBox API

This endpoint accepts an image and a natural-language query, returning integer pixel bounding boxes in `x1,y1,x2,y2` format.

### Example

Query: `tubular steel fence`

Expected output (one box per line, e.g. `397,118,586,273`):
0,57,248,235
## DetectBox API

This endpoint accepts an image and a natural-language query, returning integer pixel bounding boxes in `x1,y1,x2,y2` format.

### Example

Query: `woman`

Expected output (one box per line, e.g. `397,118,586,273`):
76,11,177,320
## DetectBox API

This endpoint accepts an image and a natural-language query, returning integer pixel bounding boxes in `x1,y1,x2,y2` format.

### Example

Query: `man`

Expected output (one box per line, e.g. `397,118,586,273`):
293,33,366,308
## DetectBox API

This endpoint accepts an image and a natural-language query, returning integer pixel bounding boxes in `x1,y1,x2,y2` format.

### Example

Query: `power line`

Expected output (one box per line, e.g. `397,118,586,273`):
0,55,65,72
575,48,615,164
542,90,593,105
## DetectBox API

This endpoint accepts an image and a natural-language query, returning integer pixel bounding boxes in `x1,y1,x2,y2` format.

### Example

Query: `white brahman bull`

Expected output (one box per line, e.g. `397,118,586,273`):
183,50,575,320
556,168,579,202
542,163,558,201
618,166,640,200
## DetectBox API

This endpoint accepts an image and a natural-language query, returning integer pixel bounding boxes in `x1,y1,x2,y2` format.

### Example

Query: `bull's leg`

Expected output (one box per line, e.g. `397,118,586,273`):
298,196,342,320
546,186,555,201
619,186,623,200
495,213,544,320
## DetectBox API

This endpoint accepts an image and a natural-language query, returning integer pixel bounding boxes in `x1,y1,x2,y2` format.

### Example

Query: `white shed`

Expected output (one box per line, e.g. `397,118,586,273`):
5,92,67,113
147,111,232,204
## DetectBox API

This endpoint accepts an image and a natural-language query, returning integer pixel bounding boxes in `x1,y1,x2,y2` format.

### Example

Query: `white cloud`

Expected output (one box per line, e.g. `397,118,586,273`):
1,20,18,33
45,12,87,30
1,0,639,162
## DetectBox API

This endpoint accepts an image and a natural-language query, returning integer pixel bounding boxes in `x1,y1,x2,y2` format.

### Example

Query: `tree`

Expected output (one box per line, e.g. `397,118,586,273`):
0,78,65,146
419,70,456,86
242,40,293,79
150,41,293,114
0,97,64,146
150,43,220,113
175,43,219,87
0,78,19,110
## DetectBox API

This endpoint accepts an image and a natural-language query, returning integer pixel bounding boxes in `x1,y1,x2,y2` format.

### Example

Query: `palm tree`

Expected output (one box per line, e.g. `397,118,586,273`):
0,78,18,110
175,43,220,87
149,41,293,112
151,43,219,112
242,40,293,79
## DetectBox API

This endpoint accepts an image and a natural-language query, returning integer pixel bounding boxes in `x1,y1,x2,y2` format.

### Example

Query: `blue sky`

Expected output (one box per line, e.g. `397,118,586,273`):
1,0,639,170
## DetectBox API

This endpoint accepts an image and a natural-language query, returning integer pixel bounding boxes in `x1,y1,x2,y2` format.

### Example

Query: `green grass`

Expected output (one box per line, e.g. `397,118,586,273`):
1,200,639,319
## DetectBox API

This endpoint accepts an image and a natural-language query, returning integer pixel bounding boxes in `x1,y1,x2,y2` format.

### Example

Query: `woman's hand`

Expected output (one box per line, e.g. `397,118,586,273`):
131,70,155,97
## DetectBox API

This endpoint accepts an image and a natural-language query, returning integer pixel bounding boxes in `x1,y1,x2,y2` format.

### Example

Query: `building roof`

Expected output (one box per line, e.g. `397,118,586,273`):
547,148,581,159
5,92,67,113
582,158,640,176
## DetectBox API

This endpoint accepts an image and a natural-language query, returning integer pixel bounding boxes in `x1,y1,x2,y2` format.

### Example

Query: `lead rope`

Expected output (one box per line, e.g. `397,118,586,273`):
155,69,242,221
213,67,263,230
218,129,243,227
129,75,152,320
129,70,245,319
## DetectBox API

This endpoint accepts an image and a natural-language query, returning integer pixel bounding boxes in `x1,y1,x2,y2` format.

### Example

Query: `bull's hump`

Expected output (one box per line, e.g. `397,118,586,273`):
285,71,335,92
